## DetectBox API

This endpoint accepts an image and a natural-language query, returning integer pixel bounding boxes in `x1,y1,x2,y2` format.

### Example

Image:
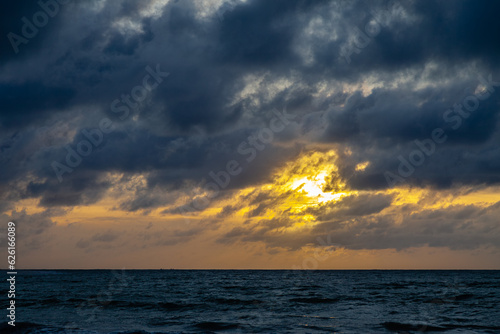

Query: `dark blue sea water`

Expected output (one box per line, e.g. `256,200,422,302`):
1,270,499,333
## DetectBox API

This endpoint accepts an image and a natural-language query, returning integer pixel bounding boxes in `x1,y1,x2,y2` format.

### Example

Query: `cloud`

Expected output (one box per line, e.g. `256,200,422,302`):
312,202,500,251
1,0,500,260
0,209,58,251
217,192,500,252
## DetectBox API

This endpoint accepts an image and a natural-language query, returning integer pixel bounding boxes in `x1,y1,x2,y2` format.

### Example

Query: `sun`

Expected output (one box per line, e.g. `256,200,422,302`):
268,150,350,208
291,171,346,203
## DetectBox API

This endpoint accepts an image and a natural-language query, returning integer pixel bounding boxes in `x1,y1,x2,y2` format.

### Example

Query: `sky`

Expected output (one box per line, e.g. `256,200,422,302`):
1,0,500,269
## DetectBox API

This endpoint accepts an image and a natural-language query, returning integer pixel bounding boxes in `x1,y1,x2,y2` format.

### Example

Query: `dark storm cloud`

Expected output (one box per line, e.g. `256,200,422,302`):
305,193,393,221
215,0,328,66
0,209,59,252
310,202,500,251
0,1,69,61
322,80,500,189
24,170,111,207
0,81,76,129
1,0,500,217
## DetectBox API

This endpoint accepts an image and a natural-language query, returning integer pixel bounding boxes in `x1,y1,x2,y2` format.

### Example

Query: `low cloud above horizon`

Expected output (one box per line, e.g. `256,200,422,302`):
1,0,500,269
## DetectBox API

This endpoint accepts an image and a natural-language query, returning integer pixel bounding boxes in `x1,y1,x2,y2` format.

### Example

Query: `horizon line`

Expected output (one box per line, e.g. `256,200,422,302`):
2,268,500,271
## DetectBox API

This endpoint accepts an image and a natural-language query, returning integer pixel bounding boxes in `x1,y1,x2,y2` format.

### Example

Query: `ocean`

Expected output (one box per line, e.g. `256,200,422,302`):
2,270,499,333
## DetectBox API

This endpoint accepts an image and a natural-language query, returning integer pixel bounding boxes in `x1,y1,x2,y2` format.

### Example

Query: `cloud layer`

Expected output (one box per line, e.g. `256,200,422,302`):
1,0,500,264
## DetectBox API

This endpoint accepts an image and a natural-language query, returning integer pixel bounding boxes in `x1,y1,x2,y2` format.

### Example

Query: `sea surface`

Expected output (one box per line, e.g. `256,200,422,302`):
1,270,499,333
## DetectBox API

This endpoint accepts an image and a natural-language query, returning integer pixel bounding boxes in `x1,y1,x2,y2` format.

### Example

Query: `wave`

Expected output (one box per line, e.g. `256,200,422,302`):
382,321,500,332
467,281,500,287
454,293,475,301
39,297,63,306
208,297,264,305
0,322,47,333
382,321,447,332
289,297,340,304
301,324,337,332
194,321,240,331
20,297,202,311
221,285,250,290
156,301,201,310
0,321,185,334
425,293,477,304
105,300,203,311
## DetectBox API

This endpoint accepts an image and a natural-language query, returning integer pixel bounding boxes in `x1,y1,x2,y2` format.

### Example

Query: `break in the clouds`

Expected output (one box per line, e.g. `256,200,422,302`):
1,0,500,268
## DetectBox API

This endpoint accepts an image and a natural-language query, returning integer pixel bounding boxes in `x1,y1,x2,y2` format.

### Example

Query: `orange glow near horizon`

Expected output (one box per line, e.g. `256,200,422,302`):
8,149,500,269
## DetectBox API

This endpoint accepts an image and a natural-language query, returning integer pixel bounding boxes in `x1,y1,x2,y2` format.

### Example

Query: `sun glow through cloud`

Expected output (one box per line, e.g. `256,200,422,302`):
290,171,347,203
211,150,355,228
